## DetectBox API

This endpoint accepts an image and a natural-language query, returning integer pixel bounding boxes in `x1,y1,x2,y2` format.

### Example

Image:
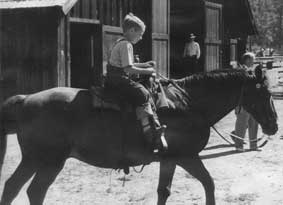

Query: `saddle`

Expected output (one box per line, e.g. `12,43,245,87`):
90,86,133,112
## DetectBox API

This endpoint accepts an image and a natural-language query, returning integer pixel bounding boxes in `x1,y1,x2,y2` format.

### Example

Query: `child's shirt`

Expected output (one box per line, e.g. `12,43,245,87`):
109,38,134,69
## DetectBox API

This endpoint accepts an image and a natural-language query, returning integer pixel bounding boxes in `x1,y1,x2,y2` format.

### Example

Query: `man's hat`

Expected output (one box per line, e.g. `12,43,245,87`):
189,33,196,39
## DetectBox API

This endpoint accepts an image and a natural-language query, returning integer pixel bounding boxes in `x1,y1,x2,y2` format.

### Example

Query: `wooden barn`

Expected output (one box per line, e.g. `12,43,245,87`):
0,0,257,102
170,0,258,77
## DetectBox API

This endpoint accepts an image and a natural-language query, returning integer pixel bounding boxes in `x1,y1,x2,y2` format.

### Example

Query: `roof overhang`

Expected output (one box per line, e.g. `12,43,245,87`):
224,0,258,37
0,0,78,14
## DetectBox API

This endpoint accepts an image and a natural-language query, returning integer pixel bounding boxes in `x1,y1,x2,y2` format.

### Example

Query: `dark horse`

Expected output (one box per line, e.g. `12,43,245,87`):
0,69,278,205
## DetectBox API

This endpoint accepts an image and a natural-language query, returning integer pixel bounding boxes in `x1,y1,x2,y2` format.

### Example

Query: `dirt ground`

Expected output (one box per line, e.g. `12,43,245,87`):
0,100,283,205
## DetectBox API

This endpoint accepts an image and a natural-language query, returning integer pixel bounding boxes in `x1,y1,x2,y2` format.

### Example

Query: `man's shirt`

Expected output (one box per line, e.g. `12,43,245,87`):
183,41,201,59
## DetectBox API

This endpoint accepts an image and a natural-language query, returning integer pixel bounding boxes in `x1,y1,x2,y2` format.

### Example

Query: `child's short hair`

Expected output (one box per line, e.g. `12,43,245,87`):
241,52,255,64
122,13,146,32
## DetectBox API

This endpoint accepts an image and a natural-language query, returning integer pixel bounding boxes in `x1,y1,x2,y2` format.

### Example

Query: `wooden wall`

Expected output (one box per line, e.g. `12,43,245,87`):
69,0,152,81
102,26,123,74
0,8,59,101
204,1,223,72
70,0,139,26
151,0,170,77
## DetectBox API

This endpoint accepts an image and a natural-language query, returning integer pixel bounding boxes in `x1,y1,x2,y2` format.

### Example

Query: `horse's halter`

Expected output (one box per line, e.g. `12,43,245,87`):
236,77,271,114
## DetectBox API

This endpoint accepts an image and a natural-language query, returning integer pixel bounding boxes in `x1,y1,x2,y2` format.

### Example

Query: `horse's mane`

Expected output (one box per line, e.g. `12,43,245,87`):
163,69,258,111
174,69,255,90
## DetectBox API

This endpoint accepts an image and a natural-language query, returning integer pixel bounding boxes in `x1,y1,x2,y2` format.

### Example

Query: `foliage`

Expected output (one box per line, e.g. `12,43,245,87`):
249,0,283,49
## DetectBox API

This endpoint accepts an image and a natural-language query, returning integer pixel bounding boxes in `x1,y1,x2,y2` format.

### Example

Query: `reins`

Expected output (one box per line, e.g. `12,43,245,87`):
156,73,192,103
212,126,270,148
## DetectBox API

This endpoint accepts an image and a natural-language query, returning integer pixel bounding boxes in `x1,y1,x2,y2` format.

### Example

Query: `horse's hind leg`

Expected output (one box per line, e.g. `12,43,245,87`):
27,161,65,205
157,160,176,205
178,157,215,205
0,158,35,205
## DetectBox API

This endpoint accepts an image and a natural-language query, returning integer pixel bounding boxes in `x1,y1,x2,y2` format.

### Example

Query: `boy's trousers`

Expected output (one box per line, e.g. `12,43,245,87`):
234,107,258,149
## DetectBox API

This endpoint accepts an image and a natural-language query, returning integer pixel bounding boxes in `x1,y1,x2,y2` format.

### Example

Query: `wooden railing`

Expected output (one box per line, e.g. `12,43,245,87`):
255,56,283,69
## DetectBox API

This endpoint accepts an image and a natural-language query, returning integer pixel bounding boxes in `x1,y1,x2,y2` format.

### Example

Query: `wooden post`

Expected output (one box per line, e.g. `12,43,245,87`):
65,14,71,87
56,11,67,87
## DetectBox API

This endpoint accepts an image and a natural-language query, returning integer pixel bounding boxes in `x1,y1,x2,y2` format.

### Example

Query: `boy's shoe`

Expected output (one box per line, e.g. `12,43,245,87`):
230,131,244,151
250,142,257,151
235,147,245,152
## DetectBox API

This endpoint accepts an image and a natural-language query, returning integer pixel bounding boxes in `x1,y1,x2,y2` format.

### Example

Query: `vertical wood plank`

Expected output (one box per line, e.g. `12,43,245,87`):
98,0,104,24
118,0,123,26
151,0,170,77
105,0,111,25
0,10,2,84
122,0,127,18
73,1,80,17
57,14,66,87
112,0,118,26
81,0,90,18
65,14,71,86
90,0,97,20
129,0,134,13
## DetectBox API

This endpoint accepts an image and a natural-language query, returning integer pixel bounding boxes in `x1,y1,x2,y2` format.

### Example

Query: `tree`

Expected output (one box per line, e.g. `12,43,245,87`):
249,0,283,49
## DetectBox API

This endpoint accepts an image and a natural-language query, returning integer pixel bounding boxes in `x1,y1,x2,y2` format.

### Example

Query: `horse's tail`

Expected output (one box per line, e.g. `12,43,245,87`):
0,95,27,181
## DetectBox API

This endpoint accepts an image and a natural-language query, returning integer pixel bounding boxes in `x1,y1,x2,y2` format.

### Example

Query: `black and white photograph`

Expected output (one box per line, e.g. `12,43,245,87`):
0,0,282,204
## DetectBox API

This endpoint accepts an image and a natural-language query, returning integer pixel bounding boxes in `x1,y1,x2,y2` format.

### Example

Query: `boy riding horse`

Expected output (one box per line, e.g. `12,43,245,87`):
105,13,168,152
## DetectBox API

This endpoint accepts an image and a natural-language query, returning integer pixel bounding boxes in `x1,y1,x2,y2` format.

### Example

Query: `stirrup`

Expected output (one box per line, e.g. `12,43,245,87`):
154,125,168,152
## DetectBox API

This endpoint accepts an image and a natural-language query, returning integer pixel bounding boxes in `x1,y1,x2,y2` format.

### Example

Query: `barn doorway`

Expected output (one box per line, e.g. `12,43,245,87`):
170,0,205,78
70,23,99,88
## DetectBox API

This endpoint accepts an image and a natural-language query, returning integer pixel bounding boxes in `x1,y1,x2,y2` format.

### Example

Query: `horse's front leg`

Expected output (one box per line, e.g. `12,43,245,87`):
157,159,176,205
178,156,215,205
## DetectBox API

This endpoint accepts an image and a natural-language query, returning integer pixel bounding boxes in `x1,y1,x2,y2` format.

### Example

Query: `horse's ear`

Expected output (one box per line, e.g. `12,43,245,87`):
255,64,264,80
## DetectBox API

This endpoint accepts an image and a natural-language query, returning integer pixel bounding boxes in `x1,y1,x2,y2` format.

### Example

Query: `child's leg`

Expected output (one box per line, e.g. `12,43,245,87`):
118,79,168,151
234,108,249,150
248,115,258,150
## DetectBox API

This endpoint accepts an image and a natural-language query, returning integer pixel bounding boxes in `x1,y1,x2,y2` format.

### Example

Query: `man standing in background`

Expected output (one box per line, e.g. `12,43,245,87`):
183,33,201,76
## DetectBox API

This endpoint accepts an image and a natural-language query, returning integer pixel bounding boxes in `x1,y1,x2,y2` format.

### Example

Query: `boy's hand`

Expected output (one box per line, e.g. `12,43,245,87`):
147,61,156,67
146,68,156,74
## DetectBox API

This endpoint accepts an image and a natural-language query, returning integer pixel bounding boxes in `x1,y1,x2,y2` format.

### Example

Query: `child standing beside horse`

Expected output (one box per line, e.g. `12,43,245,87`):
232,52,259,151
105,13,168,152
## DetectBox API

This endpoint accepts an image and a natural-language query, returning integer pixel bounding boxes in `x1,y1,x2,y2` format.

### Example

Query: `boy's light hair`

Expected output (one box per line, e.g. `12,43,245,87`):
122,13,146,32
241,52,256,64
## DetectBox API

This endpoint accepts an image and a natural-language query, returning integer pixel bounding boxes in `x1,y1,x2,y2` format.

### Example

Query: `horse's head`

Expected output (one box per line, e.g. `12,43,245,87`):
242,66,278,135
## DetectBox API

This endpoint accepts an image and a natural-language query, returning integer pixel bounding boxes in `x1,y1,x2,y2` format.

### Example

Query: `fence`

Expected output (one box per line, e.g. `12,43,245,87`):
255,56,283,69
254,56,283,89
